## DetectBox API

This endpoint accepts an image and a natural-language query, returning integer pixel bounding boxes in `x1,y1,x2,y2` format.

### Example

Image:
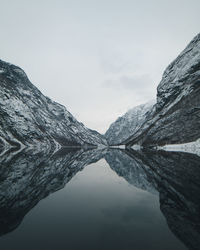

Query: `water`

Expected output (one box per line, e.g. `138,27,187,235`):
0,148,199,250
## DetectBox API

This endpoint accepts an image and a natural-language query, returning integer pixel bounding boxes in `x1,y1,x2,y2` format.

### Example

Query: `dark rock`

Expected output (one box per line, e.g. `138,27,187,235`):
124,33,200,147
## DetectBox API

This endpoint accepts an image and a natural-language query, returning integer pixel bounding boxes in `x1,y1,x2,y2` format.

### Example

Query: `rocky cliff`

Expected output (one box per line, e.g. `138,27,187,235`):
124,33,200,147
105,101,155,145
0,60,107,152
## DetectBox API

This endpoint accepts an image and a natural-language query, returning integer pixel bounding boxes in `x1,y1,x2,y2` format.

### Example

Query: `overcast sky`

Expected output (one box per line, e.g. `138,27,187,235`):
1,0,200,133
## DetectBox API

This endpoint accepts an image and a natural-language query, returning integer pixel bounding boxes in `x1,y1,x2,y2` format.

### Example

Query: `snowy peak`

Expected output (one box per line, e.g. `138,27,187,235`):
105,100,155,145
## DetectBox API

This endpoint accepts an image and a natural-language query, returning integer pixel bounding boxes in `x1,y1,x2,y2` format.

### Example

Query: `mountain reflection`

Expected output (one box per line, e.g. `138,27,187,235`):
0,148,106,236
107,149,200,250
0,148,200,249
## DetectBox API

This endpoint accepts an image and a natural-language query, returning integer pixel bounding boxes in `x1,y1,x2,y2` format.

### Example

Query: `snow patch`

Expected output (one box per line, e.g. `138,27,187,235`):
109,145,125,149
131,145,142,150
157,139,200,156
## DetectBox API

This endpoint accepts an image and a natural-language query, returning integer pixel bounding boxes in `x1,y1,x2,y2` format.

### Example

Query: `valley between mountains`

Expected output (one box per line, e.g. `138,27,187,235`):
0,33,200,153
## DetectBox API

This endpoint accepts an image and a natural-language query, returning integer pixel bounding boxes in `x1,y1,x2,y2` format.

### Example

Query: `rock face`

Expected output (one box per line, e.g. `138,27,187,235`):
105,101,155,145
0,60,107,151
124,33,200,147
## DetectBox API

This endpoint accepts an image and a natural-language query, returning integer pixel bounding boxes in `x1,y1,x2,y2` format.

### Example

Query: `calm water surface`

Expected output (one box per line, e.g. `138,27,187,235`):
0,149,199,250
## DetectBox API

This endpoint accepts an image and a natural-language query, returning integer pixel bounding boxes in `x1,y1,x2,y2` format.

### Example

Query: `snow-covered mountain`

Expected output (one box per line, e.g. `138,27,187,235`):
105,100,155,145
124,33,200,147
0,60,107,152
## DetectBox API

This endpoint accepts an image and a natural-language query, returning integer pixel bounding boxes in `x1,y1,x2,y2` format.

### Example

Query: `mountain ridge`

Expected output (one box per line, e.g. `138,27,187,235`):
123,33,200,147
0,59,107,153
105,100,155,145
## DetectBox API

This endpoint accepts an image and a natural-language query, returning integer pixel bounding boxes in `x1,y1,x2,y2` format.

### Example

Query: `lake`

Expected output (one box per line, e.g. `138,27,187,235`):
0,148,199,250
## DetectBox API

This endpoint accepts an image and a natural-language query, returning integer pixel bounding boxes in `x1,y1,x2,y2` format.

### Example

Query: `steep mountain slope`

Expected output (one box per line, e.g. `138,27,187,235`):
124,33,200,147
0,60,107,151
105,101,155,145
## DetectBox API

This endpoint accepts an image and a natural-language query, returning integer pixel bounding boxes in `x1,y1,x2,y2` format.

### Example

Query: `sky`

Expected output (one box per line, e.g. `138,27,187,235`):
0,0,200,133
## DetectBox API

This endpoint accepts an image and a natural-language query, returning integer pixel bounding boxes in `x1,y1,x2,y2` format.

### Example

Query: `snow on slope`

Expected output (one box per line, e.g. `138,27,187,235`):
157,139,200,156
0,59,107,152
125,33,200,147
105,100,155,145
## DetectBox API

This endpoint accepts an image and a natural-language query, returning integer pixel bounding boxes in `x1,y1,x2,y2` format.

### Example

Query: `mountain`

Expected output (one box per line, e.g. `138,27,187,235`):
0,60,107,152
105,100,155,145
124,33,200,147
